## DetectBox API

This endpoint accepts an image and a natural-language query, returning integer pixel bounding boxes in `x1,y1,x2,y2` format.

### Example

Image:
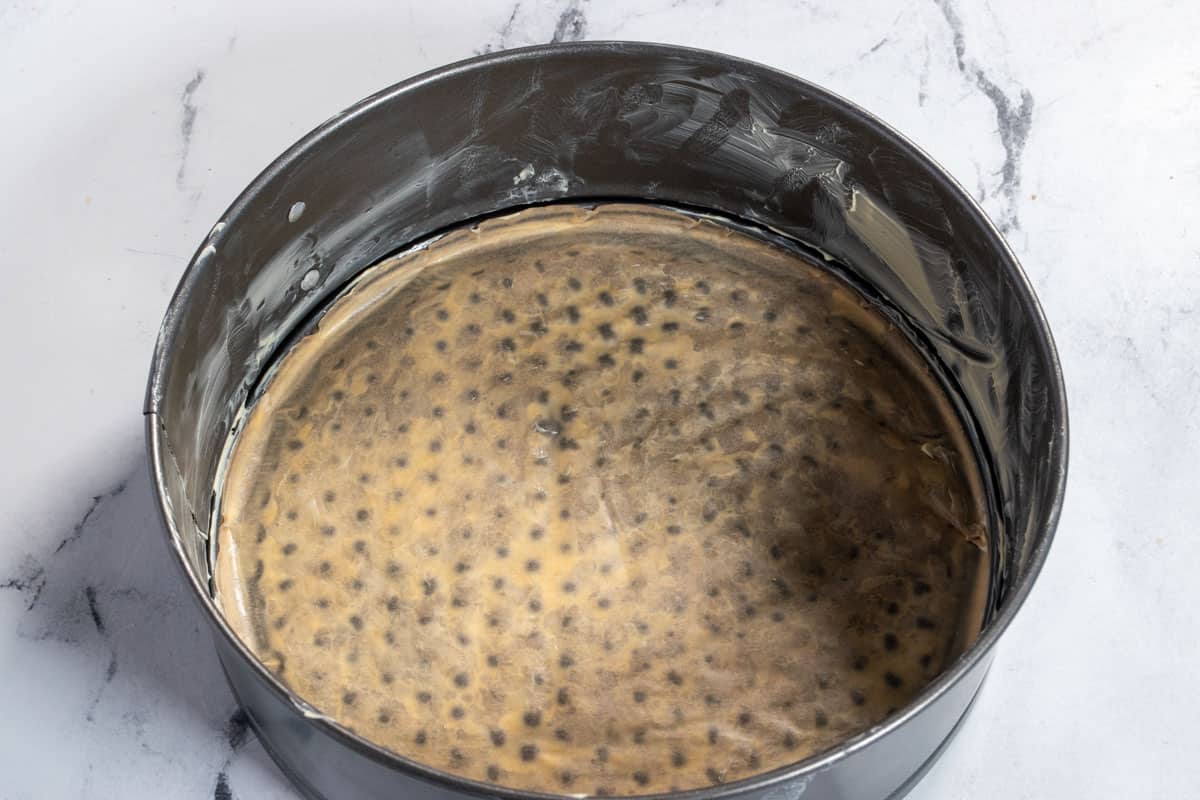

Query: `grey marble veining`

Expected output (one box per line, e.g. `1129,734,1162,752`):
1,0,1197,798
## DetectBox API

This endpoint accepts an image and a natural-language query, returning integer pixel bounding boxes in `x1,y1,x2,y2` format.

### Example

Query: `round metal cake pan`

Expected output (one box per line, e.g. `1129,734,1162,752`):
145,42,1068,800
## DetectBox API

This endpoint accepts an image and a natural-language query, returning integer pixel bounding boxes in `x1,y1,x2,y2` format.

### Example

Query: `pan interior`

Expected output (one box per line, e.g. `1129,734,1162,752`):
213,202,989,796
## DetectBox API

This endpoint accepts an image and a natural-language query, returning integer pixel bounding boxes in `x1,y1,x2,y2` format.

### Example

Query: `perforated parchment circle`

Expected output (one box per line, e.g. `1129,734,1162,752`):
215,203,988,797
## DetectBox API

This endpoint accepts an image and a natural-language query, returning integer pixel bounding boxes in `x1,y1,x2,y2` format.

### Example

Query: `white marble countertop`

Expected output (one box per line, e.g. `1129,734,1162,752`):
2,1,1197,797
